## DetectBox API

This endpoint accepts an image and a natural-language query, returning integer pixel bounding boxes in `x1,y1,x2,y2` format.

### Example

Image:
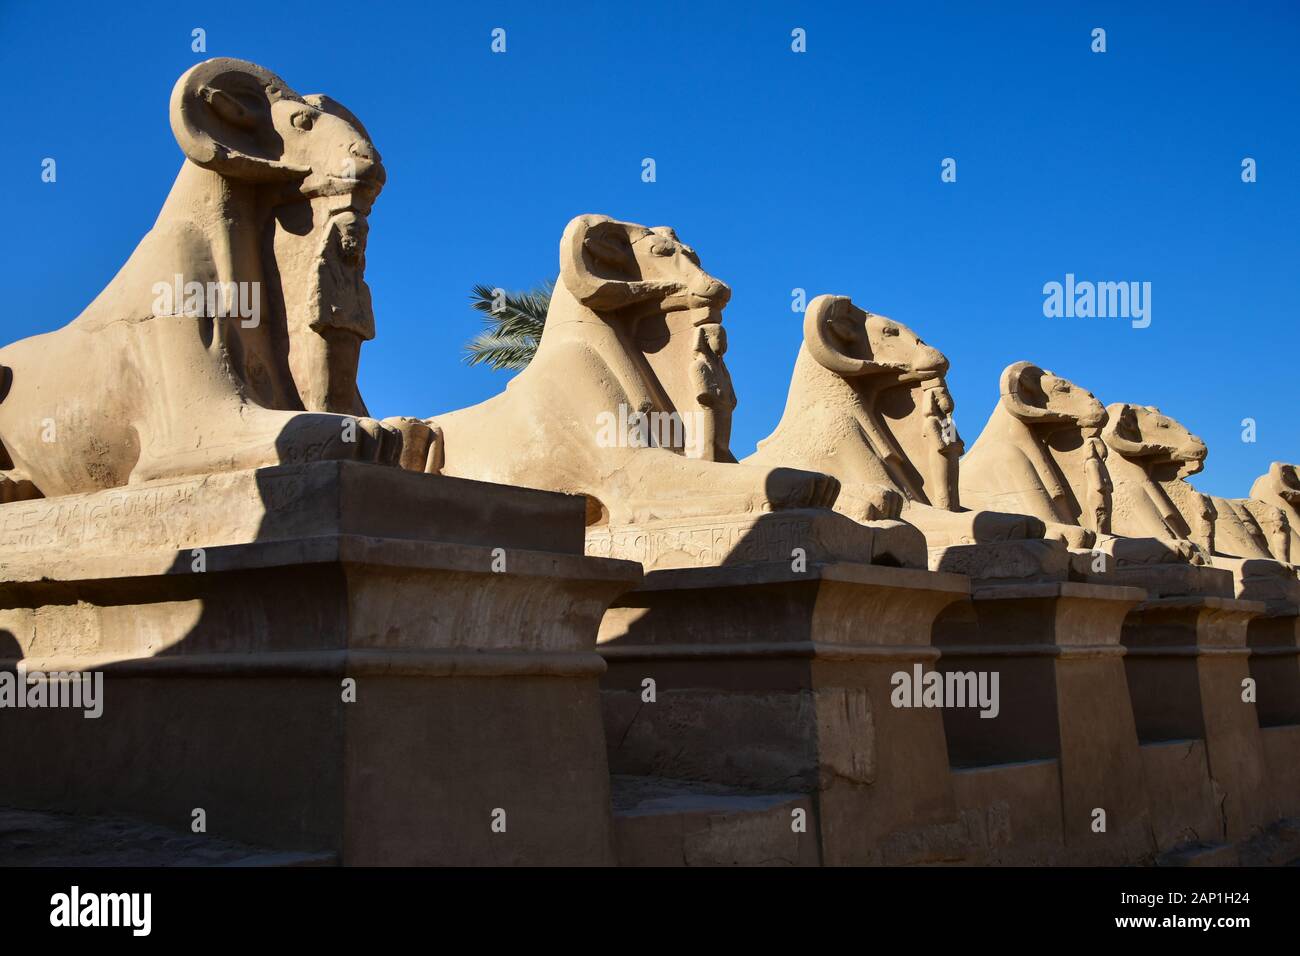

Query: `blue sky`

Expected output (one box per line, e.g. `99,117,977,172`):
3,0,1296,497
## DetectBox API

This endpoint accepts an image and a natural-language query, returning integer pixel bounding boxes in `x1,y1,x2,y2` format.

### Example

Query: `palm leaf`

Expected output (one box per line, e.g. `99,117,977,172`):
463,281,552,370
462,331,540,371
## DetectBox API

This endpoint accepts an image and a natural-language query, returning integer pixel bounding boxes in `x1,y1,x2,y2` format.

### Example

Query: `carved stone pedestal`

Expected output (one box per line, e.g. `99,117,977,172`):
933,581,1153,864
1080,559,1234,600
1213,556,1300,607
1245,607,1300,818
928,538,1069,582
1248,608,1300,726
598,561,969,865
1121,597,1274,845
0,461,640,865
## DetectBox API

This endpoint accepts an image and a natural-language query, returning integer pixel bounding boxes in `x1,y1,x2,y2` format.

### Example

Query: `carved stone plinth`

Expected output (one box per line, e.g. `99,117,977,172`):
597,561,969,865
585,510,925,572
933,581,1154,864
1078,559,1234,599
1246,608,1300,818
1121,597,1274,842
1248,609,1300,728
0,461,640,865
930,538,1069,582
1211,556,1300,608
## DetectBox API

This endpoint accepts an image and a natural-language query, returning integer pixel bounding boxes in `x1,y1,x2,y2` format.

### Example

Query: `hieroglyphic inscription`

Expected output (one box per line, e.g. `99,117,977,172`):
586,514,819,570
0,483,200,551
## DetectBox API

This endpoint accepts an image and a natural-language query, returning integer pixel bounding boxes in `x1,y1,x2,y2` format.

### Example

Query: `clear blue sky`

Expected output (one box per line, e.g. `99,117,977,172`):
3,1,1296,498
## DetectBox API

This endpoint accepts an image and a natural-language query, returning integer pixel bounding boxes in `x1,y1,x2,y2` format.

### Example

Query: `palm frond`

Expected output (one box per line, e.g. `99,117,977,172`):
463,331,539,371
463,281,553,370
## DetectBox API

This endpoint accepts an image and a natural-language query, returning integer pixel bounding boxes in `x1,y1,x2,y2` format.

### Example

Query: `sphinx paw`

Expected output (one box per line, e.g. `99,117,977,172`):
379,416,444,474
836,482,903,522
350,417,404,466
765,467,840,511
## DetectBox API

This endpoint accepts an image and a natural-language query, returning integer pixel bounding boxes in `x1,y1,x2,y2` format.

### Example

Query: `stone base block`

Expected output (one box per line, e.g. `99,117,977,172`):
934,581,1154,863
930,538,1070,582
1247,611,1300,727
1077,559,1235,599
1211,556,1300,608
1139,739,1223,853
1261,726,1300,819
598,560,970,864
0,461,641,866
610,775,820,866
951,759,1067,865
1122,596,1274,841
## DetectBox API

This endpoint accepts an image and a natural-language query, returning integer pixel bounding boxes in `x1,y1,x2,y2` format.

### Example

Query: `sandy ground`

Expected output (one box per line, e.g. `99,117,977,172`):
0,807,333,866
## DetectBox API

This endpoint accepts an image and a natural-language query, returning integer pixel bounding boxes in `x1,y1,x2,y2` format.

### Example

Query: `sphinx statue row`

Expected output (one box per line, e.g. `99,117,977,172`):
1,56,1295,600
438,212,1300,597
5,56,1299,866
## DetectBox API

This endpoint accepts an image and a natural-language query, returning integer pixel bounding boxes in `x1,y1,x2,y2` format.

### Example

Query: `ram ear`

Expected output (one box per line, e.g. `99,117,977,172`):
1274,461,1300,490
803,295,880,377
560,215,674,312
171,58,308,181
1000,361,1055,420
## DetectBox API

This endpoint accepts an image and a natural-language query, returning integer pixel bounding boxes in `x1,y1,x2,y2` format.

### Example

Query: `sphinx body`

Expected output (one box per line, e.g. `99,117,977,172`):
1251,462,1300,561
1102,404,1255,557
745,295,1045,571
429,215,840,530
1102,403,1298,599
960,362,1105,549
960,362,1213,573
0,58,434,502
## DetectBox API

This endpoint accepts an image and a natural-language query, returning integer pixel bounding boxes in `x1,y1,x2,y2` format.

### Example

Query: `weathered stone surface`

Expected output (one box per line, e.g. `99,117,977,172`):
584,508,924,571
0,58,437,506
744,295,1048,572
598,560,972,865
1122,597,1274,841
935,581,1155,864
1103,404,1300,605
0,807,337,867
428,216,840,529
960,362,1233,597
0,462,640,866
1251,462,1300,560
7,54,1300,872
610,776,819,866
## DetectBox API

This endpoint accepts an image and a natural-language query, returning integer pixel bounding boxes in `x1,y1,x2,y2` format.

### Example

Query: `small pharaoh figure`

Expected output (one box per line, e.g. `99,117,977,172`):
272,193,377,416
686,322,738,462
315,209,375,341
1082,431,1112,534
1258,505,1291,563
920,378,962,509
1195,495,1217,556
